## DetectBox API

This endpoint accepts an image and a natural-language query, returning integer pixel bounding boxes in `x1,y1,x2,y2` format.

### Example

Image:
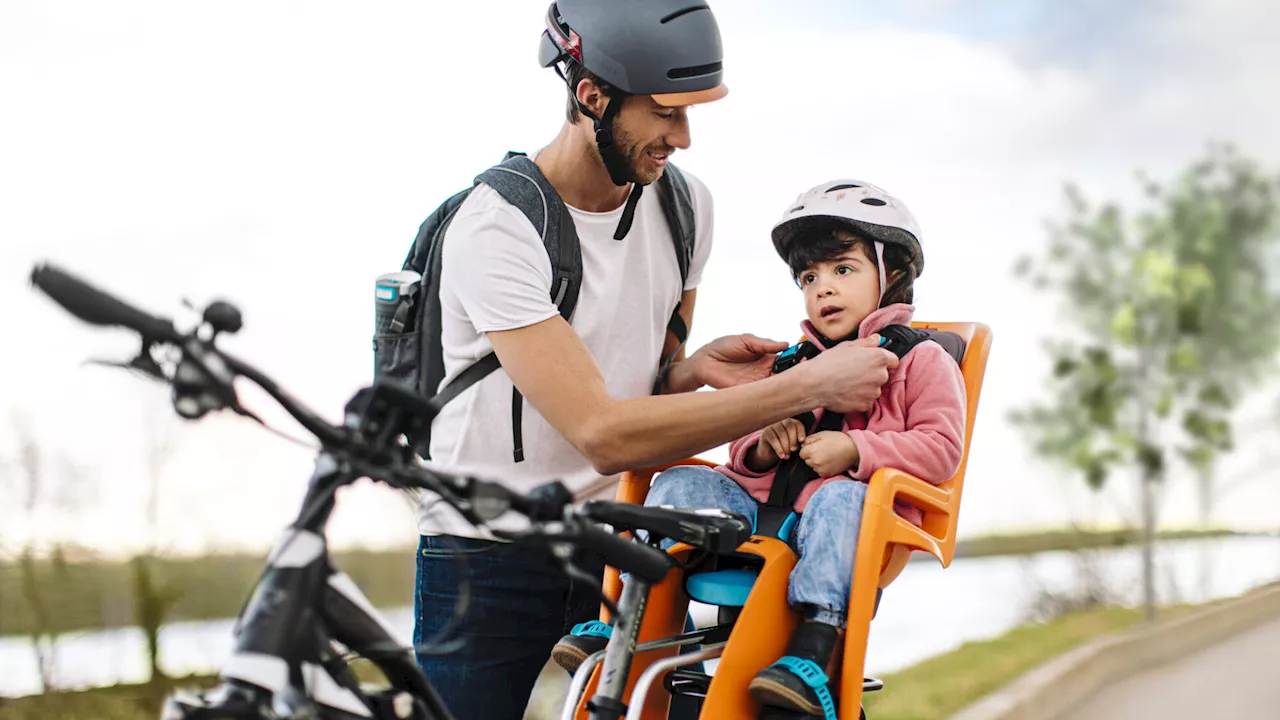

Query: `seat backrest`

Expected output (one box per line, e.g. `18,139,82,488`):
908,321,992,566
921,327,966,365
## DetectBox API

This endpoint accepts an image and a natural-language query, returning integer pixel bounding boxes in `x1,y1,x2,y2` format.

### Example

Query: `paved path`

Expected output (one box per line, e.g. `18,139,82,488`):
1064,614,1280,720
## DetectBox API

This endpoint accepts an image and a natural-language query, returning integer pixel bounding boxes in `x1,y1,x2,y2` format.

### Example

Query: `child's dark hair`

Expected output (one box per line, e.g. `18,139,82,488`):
785,226,917,307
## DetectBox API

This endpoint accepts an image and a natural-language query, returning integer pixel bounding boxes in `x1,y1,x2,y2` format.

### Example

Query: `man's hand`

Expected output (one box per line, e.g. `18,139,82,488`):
799,431,860,478
797,335,898,413
692,334,790,389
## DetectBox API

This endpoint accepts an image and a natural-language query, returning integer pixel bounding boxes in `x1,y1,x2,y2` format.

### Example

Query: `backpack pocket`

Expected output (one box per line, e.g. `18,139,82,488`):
373,332,420,390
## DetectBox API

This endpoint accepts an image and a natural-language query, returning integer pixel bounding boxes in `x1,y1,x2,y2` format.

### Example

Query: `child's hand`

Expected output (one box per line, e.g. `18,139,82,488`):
747,418,808,471
799,431,860,478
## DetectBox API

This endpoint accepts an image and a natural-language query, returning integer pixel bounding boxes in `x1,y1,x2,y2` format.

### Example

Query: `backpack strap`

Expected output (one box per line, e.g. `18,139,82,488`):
480,153,584,325
474,155,582,462
416,153,583,462
652,164,697,393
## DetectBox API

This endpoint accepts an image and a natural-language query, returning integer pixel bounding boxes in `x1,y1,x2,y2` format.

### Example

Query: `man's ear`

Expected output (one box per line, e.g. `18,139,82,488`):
575,78,610,119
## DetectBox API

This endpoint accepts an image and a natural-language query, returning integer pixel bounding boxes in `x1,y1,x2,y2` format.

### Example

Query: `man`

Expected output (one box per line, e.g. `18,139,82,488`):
413,1,900,717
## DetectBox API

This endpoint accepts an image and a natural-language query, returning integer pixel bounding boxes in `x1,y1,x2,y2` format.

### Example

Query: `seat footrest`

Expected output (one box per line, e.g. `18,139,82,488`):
750,679,882,718
665,672,881,712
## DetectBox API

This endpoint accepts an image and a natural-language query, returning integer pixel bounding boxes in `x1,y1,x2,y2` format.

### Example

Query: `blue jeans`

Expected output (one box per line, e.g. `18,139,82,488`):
413,534,603,720
646,465,868,628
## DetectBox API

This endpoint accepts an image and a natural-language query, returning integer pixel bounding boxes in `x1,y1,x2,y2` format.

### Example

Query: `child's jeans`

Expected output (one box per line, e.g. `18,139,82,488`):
643,464,868,628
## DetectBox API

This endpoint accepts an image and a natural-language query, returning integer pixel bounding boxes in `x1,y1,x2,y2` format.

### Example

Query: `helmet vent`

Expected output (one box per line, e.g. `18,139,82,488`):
861,198,887,206
827,184,861,192
668,61,723,80
661,6,711,24
790,205,805,213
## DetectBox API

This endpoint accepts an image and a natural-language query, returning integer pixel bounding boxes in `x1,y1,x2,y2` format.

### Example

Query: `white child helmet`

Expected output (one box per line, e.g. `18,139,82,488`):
771,180,924,283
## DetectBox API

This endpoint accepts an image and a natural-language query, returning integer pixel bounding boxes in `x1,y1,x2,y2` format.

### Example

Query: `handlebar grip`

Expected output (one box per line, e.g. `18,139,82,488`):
30,263,181,343
578,523,674,584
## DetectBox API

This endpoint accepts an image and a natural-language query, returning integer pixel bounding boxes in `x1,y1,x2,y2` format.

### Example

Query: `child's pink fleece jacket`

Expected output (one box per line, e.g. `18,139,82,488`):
716,304,967,525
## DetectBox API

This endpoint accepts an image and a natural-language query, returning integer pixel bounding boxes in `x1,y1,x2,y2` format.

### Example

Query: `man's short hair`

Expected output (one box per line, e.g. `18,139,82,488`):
564,61,621,124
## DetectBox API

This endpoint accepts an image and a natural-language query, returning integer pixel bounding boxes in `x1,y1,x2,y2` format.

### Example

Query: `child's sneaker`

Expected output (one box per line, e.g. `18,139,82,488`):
748,620,839,718
551,620,612,675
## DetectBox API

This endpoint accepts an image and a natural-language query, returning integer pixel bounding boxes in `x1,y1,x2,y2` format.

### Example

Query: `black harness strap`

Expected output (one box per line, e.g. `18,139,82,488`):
765,408,848,508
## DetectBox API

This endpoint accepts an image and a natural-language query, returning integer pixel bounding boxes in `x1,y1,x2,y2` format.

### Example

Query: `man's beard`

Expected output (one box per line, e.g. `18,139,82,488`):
610,125,672,186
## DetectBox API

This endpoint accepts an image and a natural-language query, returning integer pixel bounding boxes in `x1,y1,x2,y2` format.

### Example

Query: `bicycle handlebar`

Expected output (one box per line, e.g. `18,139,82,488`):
30,264,183,343
220,351,352,449
576,522,673,584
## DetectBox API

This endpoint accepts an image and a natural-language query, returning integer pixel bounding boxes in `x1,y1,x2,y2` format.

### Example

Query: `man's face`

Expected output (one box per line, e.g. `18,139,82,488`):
608,96,692,185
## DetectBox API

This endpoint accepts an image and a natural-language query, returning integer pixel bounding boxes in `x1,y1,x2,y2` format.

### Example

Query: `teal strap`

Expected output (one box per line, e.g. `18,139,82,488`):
570,620,612,640
771,656,837,720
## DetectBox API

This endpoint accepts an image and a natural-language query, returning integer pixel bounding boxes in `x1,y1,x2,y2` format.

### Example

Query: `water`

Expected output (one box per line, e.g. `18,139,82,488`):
3,535,1277,698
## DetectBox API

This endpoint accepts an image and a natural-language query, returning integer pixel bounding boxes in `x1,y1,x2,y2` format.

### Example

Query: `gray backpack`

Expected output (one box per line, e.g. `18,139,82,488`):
373,152,697,462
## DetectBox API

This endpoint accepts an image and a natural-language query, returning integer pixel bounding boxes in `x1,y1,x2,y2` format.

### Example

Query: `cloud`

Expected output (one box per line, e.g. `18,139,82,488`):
2,0,1278,554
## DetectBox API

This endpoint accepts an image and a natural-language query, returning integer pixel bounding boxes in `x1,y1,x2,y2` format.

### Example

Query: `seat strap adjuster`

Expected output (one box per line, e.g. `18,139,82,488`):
570,620,613,640
771,656,837,720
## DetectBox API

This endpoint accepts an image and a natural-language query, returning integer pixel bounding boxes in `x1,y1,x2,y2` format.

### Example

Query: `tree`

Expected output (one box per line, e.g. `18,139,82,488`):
1160,148,1280,526
1011,143,1280,621
0,411,86,694
132,386,185,699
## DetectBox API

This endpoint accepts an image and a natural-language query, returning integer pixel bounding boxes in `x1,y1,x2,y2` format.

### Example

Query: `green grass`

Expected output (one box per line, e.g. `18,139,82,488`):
0,662,391,720
0,675,219,720
860,604,1204,720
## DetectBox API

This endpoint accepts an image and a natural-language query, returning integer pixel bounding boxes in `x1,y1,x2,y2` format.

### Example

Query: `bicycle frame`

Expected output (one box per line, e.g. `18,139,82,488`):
204,452,454,719
185,450,667,720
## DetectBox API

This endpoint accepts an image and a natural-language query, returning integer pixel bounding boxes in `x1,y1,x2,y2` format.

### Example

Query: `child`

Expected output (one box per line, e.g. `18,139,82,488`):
553,179,967,717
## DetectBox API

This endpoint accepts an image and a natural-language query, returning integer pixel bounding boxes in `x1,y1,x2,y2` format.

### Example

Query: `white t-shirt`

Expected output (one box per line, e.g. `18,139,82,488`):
416,168,714,539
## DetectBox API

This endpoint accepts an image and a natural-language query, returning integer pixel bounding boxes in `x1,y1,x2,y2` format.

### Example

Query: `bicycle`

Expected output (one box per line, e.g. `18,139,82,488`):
29,263,753,720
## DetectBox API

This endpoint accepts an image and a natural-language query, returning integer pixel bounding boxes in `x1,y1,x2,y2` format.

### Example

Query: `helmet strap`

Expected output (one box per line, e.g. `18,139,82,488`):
554,60,635,188
553,62,642,236
875,241,887,306
587,95,634,187
576,95,644,237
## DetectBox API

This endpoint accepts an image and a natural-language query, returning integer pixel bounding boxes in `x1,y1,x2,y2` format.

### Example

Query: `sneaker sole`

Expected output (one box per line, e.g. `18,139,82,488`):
552,644,590,675
749,675,824,716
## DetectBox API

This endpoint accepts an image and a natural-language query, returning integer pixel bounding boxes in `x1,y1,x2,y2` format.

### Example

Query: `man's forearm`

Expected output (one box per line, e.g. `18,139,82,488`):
584,368,823,475
487,316,887,478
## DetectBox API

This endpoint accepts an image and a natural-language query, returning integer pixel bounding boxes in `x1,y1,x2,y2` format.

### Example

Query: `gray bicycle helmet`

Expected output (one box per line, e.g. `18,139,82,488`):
539,0,728,106
539,0,728,188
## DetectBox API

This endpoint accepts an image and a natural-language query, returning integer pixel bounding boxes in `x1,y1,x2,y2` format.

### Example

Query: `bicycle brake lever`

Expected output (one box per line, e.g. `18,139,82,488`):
83,346,167,382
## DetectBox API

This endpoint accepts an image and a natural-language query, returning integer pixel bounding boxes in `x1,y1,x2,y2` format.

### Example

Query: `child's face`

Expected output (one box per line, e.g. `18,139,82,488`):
800,243,881,341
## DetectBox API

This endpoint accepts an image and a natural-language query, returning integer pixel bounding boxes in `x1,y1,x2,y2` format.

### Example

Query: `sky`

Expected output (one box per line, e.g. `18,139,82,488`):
2,0,1279,557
